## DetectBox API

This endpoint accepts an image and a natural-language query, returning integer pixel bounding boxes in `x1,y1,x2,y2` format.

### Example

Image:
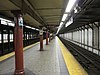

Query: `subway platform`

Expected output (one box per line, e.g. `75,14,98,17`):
0,37,87,75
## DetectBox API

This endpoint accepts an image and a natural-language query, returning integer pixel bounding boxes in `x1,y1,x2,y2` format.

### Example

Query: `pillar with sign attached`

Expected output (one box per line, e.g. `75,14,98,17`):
46,31,48,45
11,10,24,75
40,29,43,51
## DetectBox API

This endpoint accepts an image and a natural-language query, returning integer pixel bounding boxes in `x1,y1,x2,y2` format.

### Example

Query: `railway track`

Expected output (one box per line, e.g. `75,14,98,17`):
59,37,100,75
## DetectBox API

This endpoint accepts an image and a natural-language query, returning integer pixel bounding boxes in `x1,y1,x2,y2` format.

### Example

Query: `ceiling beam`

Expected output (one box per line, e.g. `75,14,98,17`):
26,0,47,26
9,0,47,26
41,15,61,17
36,8,63,10
47,24,59,26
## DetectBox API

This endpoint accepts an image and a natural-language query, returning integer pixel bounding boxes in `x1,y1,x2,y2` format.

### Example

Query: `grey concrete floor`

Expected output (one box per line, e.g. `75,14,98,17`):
0,37,69,75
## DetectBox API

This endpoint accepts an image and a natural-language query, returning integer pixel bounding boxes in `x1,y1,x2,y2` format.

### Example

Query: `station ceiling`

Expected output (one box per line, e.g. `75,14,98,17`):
59,0,100,34
0,0,67,33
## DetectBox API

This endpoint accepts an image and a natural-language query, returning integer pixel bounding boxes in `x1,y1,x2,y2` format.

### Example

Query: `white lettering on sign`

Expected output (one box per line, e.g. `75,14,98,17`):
18,16,23,27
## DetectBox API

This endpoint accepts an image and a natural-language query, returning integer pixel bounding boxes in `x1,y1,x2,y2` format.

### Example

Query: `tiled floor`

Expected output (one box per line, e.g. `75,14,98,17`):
0,37,69,75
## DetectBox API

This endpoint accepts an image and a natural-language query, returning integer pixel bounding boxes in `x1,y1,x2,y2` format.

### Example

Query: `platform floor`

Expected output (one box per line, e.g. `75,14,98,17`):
0,37,69,75
0,37,88,75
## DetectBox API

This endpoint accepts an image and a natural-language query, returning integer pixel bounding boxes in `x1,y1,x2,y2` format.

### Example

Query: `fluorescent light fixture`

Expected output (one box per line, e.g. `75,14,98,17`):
31,27,35,30
74,4,79,13
56,22,64,34
65,16,73,27
1,20,7,25
74,7,78,13
25,26,31,28
59,22,63,28
65,21,71,27
36,28,39,31
56,0,76,34
65,20,73,27
0,17,13,25
65,0,76,12
62,14,68,21
8,22,15,27
74,9,78,13
0,18,11,22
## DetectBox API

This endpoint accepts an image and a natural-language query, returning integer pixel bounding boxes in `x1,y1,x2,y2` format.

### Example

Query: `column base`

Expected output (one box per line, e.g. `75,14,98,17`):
40,48,43,51
46,44,48,45
2,68,35,75
14,69,24,75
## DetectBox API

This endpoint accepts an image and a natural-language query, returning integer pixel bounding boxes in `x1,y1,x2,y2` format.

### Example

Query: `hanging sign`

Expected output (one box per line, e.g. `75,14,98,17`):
18,15,23,27
39,30,43,35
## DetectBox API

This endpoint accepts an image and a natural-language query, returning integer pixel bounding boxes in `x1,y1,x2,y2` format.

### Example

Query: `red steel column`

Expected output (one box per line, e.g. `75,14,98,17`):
40,35,43,51
40,30,43,51
46,31,48,45
13,12,24,75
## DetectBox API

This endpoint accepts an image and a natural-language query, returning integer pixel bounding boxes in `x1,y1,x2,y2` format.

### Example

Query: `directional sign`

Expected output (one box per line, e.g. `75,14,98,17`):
39,30,43,35
18,16,23,27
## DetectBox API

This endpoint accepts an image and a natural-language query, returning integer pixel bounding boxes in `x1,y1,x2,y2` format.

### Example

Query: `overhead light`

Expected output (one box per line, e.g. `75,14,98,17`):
31,27,35,30
65,21,72,27
59,22,63,27
65,0,76,12
56,0,76,34
0,18,11,23
36,28,39,31
65,17,73,27
8,22,15,27
56,22,63,34
0,17,12,25
74,8,78,13
62,14,68,21
1,20,7,25
25,26,31,28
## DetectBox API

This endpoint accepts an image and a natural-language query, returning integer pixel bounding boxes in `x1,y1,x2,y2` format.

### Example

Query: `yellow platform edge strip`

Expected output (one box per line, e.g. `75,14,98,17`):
0,42,40,62
57,37,88,75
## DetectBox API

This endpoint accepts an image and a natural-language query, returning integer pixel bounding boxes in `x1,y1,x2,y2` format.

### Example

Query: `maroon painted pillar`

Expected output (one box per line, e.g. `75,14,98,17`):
46,31,48,45
12,11,24,75
40,30,43,51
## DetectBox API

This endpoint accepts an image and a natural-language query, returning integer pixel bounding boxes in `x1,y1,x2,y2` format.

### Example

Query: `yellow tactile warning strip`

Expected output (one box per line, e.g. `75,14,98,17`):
0,42,40,62
58,37,88,75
